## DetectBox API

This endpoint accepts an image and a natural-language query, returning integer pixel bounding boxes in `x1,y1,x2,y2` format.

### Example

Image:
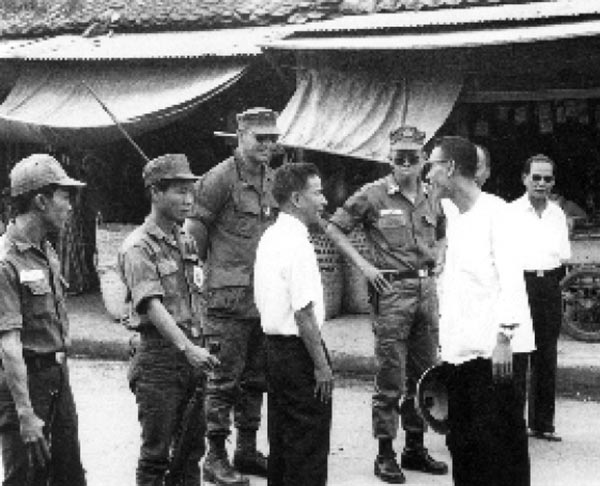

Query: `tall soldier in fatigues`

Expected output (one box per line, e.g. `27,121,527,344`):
185,108,279,486
0,154,87,486
119,154,219,486
327,127,448,484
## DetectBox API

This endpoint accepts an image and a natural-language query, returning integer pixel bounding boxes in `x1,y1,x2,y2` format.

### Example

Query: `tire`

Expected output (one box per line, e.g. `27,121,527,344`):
560,268,600,342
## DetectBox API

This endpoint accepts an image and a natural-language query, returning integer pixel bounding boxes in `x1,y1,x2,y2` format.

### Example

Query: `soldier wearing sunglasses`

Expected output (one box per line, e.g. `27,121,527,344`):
327,126,447,484
509,154,571,443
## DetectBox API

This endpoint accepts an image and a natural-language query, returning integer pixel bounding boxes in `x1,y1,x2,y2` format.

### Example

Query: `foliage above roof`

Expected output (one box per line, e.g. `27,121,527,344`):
0,0,553,38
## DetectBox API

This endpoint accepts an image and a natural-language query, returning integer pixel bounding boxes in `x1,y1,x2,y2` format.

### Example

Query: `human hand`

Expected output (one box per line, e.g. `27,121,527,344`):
19,410,50,470
314,364,334,403
361,264,393,294
491,335,513,383
184,344,220,371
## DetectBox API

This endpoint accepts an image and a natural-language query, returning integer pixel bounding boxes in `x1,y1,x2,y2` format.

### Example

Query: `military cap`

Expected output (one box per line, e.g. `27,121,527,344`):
143,153,198,187
236,107,280,135
390,126,426,150
10,153,85,197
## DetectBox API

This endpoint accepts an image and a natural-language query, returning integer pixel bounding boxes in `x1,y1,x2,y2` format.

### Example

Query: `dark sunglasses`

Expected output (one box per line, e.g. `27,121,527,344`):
255,134,278,144
392,153,420,166
531,174,554,183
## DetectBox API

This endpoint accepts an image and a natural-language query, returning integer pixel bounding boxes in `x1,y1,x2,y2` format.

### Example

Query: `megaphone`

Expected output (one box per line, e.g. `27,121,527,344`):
416,363,453,435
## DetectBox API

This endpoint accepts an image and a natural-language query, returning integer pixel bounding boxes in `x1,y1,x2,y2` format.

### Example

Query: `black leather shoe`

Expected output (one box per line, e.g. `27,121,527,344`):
401,449,449,475
203,451,250,485
528,429,562,442
233,450,268,477
374,454,406,484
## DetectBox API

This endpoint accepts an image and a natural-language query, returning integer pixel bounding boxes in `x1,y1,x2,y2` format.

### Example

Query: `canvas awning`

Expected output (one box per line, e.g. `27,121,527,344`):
278,55,464,162
0,59,248,146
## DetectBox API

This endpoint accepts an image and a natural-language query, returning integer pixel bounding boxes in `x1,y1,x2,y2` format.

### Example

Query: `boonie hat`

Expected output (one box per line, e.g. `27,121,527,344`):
143,153,198,187
390,126,426,151
10,154,85,197
236,107,280,135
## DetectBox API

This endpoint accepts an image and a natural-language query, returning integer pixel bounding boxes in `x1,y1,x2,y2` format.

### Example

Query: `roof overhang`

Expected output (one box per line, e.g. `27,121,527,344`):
0,26,293,61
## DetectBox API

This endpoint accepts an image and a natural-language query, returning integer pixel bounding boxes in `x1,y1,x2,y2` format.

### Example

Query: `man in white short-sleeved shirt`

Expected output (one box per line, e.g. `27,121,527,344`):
254,162,332,486
427,136,533,486
509,154,571,442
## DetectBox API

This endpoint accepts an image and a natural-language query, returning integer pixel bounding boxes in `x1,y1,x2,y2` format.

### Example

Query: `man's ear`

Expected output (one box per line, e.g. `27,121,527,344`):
290,191,301,208
447,159,456,178
32,193,46,211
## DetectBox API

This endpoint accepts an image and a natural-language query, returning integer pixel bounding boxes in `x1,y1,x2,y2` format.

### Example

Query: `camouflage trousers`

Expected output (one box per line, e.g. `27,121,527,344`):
204,315,267,437
371,277,439,440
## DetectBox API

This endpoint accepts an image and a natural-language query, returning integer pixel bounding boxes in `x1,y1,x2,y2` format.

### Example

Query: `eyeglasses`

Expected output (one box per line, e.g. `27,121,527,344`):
391,153,421,166
254,134,278,144
531,174,554,183
428,159,452,165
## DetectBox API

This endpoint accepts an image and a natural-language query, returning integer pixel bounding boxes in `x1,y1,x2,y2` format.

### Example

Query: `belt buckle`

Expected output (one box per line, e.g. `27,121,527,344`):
55,352,66,365
418,269,428,278
536,270,544,277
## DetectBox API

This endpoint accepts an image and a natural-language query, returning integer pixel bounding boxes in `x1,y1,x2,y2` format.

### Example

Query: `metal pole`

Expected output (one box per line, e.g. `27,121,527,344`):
81,81,151,164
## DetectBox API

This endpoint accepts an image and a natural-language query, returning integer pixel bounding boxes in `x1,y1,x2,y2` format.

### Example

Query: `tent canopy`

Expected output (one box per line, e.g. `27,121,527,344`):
278,54,464,162
0,59,248,146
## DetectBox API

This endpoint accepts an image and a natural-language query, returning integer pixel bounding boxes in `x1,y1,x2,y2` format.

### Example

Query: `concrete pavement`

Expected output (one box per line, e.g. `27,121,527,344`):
68,292,600,398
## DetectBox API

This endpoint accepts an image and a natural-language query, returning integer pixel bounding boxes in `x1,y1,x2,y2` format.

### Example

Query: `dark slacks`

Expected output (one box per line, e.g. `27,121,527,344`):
446,358,530,486
266,336,332,486
128,335,206,486
0,361,86,486
524,271,562,433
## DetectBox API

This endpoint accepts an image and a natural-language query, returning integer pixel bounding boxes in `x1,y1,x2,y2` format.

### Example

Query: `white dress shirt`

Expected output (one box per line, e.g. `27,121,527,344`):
509,194,571,270
254,212,325,336
439,192,534,364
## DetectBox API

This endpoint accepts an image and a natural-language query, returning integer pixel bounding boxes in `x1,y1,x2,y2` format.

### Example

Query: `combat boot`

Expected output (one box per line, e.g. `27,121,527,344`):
232,428,268,477
374,453,406,484
202,436,249,486
401,432,448,475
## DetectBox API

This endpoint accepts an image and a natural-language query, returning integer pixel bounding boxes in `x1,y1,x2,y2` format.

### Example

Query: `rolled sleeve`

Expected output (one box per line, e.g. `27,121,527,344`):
0,262,23,331
330,191,374,234
191,168,230,225
119,246,164,312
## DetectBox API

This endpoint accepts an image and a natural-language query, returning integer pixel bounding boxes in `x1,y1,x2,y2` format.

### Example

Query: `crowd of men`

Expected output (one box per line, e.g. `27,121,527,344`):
0,106,570,486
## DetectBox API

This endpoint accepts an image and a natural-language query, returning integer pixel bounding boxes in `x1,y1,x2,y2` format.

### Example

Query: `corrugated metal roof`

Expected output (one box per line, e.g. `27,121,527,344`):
0,26,293,61
264,17,600,50
291,0,600,34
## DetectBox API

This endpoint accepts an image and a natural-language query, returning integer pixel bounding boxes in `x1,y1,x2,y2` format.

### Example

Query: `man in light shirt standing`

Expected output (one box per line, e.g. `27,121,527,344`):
427,136,534,486
509,154,571,442
254,163,332,486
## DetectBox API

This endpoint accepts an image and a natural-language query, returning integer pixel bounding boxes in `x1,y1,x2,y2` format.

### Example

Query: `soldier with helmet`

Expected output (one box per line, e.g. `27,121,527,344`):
184,107,280,486
327,127,448,484
118,153,219,486
0,153,87,485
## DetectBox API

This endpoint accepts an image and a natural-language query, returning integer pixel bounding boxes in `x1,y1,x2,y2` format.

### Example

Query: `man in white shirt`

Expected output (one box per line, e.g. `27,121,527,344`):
509,154,571,442
427,136,534,486
254,162,332,486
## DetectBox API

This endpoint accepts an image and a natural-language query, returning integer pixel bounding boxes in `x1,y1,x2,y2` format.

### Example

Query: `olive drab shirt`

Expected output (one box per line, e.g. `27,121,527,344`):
330,175,441,272
118,217,204,335
0,223,69,354
191,151,278,319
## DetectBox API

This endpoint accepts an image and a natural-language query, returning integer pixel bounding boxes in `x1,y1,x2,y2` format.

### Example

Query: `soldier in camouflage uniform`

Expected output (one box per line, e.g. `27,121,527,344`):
327,127,448,484
185,108,279,486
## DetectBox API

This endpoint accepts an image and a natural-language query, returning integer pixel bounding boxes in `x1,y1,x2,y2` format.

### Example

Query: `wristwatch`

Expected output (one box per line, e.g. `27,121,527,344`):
499,323,517,341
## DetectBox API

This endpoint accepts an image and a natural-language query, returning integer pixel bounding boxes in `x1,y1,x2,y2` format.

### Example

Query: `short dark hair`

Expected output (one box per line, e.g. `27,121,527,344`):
145,179,181,200
272,163,321,205
11,184,60,216
523,154,556,175
432,136,478,178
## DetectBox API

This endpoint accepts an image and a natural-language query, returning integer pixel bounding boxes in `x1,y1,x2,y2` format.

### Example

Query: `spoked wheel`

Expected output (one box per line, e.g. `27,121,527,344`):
561,268,600,342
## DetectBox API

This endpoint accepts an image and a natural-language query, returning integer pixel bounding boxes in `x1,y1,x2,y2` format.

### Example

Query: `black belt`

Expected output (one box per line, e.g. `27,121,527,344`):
266,335,300,341
381,269,433,282
524,267,562,278
23,352,65,371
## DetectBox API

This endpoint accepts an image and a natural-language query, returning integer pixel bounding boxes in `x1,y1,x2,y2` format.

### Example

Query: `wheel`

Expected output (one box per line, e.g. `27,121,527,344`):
560,268,600,342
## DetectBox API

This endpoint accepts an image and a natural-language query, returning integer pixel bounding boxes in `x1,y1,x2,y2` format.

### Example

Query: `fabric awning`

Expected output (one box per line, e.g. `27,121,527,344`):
277,55,463,162
0,59,248,146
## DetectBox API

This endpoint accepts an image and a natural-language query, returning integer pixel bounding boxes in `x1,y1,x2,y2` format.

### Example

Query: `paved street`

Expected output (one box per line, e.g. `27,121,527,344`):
3,359,598,486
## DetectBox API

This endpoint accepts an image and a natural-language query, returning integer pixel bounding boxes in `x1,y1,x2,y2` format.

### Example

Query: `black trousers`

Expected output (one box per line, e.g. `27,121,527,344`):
524,271,562,433
266,336,332,486
446,358,530,486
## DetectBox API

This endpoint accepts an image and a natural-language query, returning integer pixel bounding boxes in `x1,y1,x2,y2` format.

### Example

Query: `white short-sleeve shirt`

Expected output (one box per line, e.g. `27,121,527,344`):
254,212,325,336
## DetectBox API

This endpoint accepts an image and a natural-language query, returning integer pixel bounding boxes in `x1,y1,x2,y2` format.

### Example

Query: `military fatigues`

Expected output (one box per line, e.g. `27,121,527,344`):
191,150,277,439
330,174,441,442
0,223,86,486
119,217,206,486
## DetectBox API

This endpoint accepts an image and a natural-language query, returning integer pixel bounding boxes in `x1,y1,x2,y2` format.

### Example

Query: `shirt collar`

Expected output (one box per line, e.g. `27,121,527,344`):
234,149,273,188
4,221,52,255
142,215,178,245
276,212,309,237
385,174,426,204
516,193,554,214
